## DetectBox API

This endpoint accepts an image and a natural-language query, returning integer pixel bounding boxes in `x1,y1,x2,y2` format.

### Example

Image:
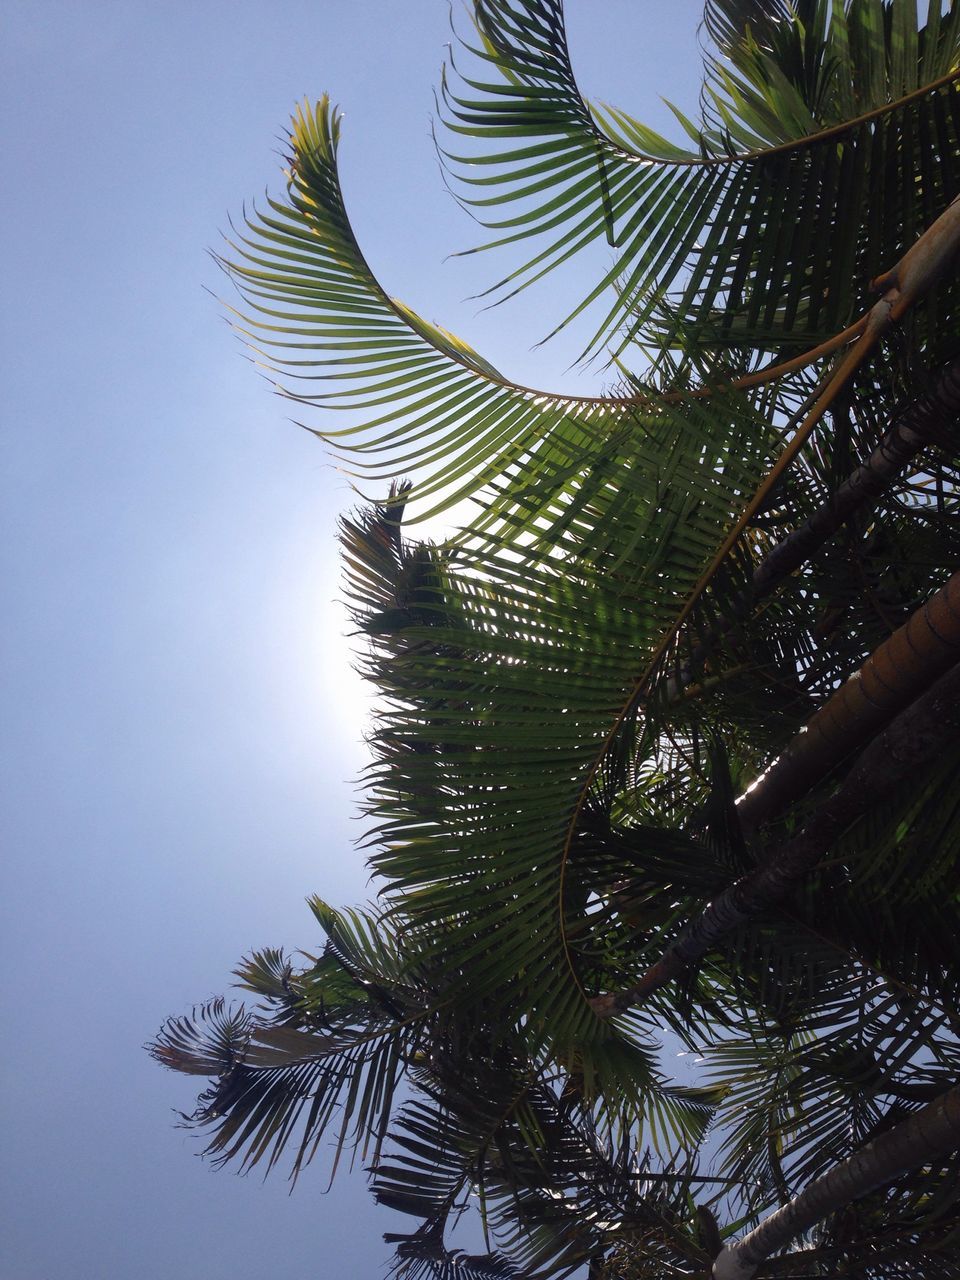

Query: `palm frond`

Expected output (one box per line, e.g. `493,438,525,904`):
441,0,960,359
149,904,431,1178
217,96,631,529
375,1076,716,1280
217,91,801,577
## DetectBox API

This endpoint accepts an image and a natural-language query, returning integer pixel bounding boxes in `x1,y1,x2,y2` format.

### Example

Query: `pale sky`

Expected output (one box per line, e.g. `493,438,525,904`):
2,4,705,1276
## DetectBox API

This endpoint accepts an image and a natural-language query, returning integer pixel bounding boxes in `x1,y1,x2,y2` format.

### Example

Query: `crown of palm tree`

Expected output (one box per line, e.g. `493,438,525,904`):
153,3,960,1275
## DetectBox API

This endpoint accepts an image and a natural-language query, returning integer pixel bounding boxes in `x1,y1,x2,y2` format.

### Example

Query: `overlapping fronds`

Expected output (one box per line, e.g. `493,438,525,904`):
218,93,793,554
339,488,774,1068
702,975,960,1204
442,0,960,359
150,903,433,1179
340,448,960,1036
156,2,960,1273
375,1076,716,1280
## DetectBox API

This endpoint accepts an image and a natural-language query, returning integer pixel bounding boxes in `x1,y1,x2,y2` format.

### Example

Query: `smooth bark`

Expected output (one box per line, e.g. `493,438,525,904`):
737,567,960,834
711,1084,960,1278
752,357,960,598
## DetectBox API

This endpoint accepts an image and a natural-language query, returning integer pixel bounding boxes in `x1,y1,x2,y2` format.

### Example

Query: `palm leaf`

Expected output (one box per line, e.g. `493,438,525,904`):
217,93,789,558
375,1077,716,1280
149,903,432,1178
441,0,960,359
155,5,960,1268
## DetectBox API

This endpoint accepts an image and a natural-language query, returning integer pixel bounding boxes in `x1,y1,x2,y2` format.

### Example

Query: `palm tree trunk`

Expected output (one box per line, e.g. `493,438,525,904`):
710,1084,960,1279
591,658,960,1016
736,567,960,834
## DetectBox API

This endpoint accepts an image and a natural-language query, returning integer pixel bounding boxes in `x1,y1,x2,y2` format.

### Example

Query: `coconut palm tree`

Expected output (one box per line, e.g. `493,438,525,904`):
154,1,960,1274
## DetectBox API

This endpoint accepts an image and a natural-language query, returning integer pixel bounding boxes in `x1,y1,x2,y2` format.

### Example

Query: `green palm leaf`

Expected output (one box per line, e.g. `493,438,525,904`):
441,0,960,359
150,902,434,1178
208,86,960,1196
376,1080,716,1280
217,92,790,561
217,95,623,527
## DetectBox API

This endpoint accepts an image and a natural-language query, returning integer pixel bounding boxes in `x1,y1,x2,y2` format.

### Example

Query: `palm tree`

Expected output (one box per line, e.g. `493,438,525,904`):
154,1,960,1274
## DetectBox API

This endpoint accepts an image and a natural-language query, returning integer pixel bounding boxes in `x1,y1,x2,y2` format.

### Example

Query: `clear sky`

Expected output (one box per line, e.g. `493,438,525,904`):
2,4,705,1277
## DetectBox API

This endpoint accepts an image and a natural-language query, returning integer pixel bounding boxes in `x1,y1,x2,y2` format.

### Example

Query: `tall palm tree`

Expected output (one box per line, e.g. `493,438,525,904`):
155,1,960,1273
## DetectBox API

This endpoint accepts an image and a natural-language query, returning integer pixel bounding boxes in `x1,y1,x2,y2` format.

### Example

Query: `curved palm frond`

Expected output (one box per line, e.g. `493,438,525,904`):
340,482,756,1067
375,1077,716,1280
217,95,623,528
218,92,794,567
340,452,960,1091
441,0,960,359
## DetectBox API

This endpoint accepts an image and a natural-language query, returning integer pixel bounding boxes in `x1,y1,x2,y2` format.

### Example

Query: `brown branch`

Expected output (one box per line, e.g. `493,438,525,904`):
656,297,893,648
591,659,960,1017
568,202,960,1014
652,194,960,701
753,358,960,593
670,314,869,403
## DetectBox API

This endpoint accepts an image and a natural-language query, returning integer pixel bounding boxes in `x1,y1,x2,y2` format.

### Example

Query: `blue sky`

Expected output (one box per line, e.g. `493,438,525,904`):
1,4,705,1276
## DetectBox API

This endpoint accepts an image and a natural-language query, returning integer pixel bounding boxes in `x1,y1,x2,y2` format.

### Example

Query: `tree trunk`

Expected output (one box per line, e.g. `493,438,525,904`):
711,1084,960,1278
751,357,960,599
736,567,960,834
